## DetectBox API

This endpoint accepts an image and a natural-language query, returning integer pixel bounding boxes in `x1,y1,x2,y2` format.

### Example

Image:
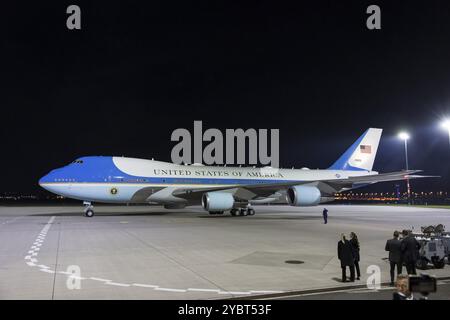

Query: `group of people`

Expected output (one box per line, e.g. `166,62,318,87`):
326,208,422,288
385,229,421,285
337,232,361,282
336,229,421,285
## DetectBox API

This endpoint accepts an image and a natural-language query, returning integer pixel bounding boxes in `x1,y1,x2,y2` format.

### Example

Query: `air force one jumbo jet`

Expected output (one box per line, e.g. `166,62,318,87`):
39,128,431,217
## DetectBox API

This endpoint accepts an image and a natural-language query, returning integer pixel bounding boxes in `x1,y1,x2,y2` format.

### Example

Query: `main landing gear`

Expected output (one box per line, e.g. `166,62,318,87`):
230,207,255,217
208,207,255,216
83,201,94,217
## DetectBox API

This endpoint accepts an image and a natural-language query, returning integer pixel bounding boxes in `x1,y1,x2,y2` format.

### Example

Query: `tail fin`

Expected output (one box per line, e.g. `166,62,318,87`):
329,128,382,171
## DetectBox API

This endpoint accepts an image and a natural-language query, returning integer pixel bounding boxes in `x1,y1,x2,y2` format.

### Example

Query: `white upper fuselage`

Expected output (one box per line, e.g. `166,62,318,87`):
39,156,376,204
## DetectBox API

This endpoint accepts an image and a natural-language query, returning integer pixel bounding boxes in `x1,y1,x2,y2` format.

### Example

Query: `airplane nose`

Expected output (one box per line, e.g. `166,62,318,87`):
39,174,50,188
39,169,58,187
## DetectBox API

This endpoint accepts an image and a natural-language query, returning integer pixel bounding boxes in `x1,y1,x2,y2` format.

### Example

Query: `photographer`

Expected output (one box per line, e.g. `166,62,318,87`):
393,274,437,300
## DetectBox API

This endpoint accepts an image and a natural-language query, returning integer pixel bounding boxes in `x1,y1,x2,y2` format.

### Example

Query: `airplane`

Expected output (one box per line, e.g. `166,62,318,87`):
39,128,432,217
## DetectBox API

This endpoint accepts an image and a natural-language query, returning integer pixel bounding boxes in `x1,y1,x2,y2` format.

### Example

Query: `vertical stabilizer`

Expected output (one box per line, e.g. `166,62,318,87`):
329,128,382,171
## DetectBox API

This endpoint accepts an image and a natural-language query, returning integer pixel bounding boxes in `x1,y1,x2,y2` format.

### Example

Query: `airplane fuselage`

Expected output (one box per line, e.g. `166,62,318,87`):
39,156,374,204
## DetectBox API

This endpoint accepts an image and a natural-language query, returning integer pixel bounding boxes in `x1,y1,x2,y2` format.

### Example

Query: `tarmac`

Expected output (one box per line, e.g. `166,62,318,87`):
0,204,449,299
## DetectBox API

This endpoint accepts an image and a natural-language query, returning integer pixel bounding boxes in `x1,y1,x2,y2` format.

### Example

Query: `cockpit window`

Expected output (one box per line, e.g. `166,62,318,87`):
72,160,84,164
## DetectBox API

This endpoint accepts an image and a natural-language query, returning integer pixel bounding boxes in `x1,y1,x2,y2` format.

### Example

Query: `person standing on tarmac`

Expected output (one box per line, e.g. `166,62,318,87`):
337,233,355,282
385,230,403,285
401,230,420,275
322,208,328,224
349,232,361,280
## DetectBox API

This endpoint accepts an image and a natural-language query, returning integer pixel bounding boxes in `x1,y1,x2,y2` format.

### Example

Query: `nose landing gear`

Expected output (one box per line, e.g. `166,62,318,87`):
83,201,94,217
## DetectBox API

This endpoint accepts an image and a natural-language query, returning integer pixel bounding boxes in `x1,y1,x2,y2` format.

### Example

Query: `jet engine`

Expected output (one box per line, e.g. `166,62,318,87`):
286,185,321,206
201,192,234,212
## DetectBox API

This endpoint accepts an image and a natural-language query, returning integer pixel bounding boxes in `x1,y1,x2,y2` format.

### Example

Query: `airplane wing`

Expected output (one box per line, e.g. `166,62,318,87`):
170,170,437,202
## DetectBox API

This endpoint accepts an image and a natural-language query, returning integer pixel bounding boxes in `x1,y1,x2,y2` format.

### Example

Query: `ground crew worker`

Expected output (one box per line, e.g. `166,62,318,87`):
322,208,328,224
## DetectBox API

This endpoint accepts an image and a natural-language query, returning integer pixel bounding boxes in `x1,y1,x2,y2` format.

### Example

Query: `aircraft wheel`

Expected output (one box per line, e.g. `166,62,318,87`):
247,208,255,216
230,209,238,216
85,209,94,218
239,208,247,216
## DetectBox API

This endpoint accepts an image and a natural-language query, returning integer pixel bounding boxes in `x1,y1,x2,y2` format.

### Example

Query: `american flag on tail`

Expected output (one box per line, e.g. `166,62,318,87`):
360,145,372,154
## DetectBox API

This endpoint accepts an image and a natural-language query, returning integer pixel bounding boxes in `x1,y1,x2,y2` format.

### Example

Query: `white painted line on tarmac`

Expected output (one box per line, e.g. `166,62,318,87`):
187,288,221,293
155,287,187,293
250,290,283,294
132,283,159,288
218,291,251,295
24,215,285,296
58,271,71,275
105,282,131,287
40,269,55,273
89,277,113,282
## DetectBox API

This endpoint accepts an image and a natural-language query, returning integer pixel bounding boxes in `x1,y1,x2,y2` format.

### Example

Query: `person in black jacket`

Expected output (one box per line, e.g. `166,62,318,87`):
349,232,361,280
322,208,328,224
401,230,420,275
385,230,403,285
337,233,355,282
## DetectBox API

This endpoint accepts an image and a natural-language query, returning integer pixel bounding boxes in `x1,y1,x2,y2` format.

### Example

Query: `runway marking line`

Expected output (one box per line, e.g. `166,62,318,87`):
106,282,131,287
89,277,112,282
24,215,282,296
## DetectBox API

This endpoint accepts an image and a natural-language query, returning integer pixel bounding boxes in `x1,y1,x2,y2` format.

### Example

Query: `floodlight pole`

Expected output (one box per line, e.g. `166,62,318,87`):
403,139,411,204
447,129,450,150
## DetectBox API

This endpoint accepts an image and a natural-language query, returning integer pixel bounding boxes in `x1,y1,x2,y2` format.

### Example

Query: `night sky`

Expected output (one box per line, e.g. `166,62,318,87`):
2,1,450,194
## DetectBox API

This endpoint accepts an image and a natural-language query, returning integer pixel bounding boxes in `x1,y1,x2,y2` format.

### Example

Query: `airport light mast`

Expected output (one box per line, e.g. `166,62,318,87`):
398,132,411,204
441,119,450,149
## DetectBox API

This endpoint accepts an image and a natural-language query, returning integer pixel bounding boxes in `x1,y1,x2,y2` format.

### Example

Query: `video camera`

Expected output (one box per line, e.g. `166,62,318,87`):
409,274,437,298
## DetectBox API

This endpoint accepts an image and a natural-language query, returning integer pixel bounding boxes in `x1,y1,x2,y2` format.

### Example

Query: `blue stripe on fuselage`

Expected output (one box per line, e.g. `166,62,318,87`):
39,156,298,186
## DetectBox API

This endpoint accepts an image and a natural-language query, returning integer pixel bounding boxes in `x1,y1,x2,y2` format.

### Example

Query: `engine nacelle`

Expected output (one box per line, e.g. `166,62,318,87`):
287,185,321,206
201,192,234,212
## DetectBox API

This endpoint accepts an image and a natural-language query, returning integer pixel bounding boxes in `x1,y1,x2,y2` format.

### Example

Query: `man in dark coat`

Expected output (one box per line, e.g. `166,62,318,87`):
400,230,421,275
337,234,355,282
322,208,328,224
385,230,403,285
